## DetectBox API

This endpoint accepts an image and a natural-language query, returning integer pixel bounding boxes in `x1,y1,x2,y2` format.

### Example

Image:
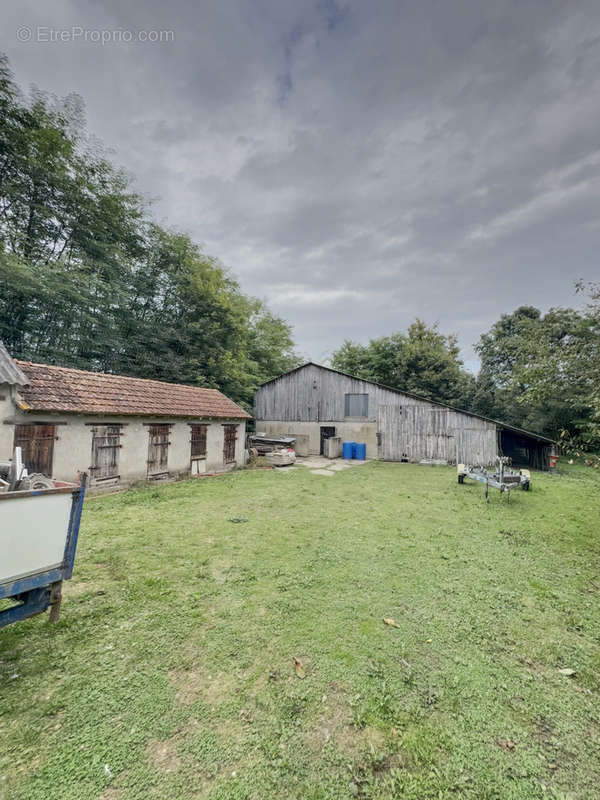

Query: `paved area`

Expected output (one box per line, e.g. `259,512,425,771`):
294,455,369,477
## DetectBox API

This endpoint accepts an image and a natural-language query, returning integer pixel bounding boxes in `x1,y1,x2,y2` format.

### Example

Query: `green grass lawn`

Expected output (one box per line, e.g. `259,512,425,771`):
1,462,599,800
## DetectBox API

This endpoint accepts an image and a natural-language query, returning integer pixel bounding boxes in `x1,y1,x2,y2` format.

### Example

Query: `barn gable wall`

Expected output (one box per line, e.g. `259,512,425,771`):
254,364,498,464
254,364,495,428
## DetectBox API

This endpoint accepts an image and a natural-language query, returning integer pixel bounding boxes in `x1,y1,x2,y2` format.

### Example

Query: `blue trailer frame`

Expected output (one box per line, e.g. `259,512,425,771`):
0,475,86,628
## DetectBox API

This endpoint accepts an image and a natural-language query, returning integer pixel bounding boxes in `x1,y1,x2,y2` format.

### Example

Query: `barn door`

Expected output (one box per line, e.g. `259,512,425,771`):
91,425,121,481
455,429,497,467
377,405,409,461
377,406,454,462
14,424,56,476
223,424,237,464
147,424,171,477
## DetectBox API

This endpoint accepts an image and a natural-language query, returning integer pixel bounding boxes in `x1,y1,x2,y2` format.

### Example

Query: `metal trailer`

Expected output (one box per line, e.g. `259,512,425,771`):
457,457,530,502
0,475,86,628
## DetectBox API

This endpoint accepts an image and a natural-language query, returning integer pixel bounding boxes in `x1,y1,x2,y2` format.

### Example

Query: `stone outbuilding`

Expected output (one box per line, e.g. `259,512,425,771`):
0,341,250,488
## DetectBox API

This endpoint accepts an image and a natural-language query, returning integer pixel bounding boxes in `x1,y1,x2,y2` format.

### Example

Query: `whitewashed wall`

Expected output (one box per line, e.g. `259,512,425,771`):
0,383,246,487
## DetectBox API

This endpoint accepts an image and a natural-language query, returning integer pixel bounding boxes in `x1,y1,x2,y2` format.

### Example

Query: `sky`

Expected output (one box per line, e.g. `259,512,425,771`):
3,0,600,370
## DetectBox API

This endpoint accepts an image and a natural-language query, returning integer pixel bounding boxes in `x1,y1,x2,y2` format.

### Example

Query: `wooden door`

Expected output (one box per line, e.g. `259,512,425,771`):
147,424,170,477
377,405,409,461
223,425,237,464
91,426,121,480
377,406,454,462
455,428,498,467
14,424,56,476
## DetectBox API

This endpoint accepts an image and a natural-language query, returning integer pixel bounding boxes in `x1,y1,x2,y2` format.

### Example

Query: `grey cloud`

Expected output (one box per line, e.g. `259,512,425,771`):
3,0,600,364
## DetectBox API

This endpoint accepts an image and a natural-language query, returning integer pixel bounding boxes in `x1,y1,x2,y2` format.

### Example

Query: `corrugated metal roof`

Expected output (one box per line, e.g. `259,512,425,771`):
13,360,251,419
0,341,29,386
258,362,555,444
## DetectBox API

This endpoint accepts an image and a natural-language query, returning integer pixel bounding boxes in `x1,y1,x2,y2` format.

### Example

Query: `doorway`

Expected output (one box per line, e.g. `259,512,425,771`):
14,424,56,476
223,424,238,464
147,424,170,478
320,426,336,455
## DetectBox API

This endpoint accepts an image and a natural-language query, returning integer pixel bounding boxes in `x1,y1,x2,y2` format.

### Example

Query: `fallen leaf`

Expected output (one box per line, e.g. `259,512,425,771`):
558,668,576,677
293,658,306,679
498,738,516,751
383,617,400,628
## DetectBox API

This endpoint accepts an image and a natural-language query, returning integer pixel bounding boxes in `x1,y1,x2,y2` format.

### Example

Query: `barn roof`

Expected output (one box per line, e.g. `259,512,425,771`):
13,360,251,420
258,362,555,444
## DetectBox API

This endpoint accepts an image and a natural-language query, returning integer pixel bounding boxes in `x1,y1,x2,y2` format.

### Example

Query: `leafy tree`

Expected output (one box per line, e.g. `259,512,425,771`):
332,320,476,408
473,299,600,443
0,54,298,408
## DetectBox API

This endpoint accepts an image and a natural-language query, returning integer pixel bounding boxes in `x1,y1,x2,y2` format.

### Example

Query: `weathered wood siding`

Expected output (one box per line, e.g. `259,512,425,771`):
255,363,438,422
255,364,498,464
377,406,498,464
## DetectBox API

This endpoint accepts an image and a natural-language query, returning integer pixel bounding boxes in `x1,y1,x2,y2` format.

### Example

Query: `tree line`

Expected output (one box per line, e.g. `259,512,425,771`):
0,55,298,409
332,288,600,451
1,54,598,451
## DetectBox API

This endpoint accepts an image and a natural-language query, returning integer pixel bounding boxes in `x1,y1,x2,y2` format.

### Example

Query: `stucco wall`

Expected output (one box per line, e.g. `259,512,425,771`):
0,384,246,486
256,420,377,458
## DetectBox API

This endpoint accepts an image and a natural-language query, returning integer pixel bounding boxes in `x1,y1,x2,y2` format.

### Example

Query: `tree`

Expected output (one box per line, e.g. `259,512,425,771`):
0,54,298,408
332,320,476,408
473,299,600,444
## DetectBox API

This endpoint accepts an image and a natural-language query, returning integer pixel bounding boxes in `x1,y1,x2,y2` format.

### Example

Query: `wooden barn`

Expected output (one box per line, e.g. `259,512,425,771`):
254,363,553,469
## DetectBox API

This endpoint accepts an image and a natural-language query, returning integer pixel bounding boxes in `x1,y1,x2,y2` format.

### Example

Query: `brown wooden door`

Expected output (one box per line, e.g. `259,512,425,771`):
147,424,170,476
223,425,237,463
14,424,56,476
190,424,208,459
91,426,121,480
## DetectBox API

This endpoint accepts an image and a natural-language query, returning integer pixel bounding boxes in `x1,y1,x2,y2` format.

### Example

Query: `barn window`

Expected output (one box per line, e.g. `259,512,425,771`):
344,393,369,418
90,425,121,481
14,424,57,477
147,424,171,477
190,424,208,459
223,424,237,463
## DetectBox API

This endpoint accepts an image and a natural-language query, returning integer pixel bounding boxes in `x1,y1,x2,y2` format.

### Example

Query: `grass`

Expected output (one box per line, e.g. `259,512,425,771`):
0,461,599,800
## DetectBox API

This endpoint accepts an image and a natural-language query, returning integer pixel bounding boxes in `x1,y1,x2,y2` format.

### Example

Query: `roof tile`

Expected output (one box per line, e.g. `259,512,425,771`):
14,361,251,419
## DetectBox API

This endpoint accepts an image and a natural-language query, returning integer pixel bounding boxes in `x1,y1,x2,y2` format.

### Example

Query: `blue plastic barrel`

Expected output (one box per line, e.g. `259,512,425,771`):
354,442,366,460
342,441,355,459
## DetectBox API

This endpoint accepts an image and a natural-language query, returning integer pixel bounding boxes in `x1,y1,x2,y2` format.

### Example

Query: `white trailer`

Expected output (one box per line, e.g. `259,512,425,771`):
0,477,86,627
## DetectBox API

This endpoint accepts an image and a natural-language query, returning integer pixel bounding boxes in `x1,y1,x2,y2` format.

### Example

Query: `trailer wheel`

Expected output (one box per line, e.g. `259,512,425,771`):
458,474,465,484
521,481,530,491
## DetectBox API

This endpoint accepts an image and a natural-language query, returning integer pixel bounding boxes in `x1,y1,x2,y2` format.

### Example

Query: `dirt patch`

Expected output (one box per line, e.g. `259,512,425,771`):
169,666,240,706
65,579,105,599
210,559,237,584
98,788,123,800
304,684,388,760
147,737,181,773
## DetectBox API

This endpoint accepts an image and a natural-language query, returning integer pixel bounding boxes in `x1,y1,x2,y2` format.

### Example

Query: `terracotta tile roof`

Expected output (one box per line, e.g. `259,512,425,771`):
14,360,251,419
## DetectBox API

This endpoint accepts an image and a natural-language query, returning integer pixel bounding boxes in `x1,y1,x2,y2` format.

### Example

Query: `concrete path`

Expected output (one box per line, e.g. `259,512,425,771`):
294,455,368,477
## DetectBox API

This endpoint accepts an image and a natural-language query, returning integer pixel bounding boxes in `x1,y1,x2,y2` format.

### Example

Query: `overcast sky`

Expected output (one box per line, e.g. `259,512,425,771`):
3,1,600,369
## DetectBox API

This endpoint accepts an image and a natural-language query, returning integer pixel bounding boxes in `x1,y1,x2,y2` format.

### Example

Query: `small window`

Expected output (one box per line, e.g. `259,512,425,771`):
344,393,369,417
190,424,208,459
